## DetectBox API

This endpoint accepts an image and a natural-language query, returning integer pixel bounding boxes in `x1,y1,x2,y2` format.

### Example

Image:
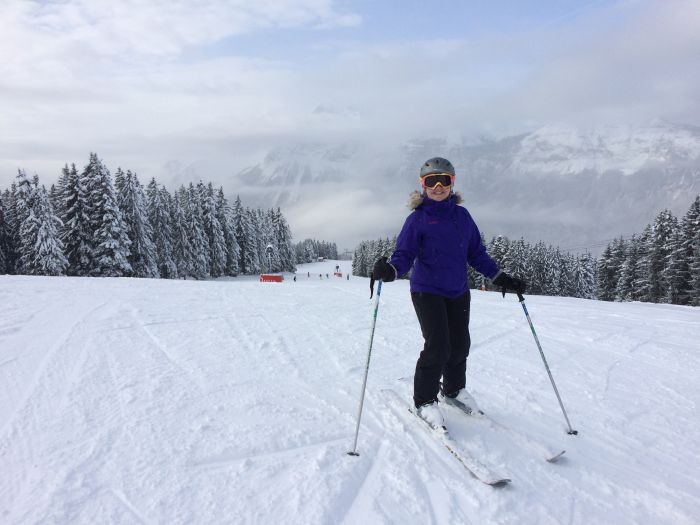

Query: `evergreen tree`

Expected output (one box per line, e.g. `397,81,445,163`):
615,236,639,301
83,153,132,277
648,210,678,303
528,241,548,295
117,170,158,278
26,186,68,275
488,235,510,269
60,163,92,276
543,247,562,296
216,188,239,276
200,182,227,277
185,183,209,279
232,196,252,274
574,252,596,299
596,244,615,301
240,206,261,274
634,225,654,302
273,207,296,272
15,169,37,274
3,184,20,273
171,189,193,279
0,192,7,273
146,179,178,279
678,196,700,306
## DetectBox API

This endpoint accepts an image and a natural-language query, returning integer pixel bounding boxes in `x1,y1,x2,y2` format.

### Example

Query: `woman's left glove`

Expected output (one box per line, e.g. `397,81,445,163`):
492,272,526,296
372,256,397,282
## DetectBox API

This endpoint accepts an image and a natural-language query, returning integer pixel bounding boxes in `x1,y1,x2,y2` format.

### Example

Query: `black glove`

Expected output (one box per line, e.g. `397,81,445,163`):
492,272,526,297
372,256,396,282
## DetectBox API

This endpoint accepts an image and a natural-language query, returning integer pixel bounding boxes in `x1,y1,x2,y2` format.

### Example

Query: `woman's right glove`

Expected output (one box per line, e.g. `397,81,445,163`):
372,256,397,282
492,272,526,297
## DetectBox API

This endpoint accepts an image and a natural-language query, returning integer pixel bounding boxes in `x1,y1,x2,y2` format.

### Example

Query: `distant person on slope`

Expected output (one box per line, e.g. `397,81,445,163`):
370,157,526,431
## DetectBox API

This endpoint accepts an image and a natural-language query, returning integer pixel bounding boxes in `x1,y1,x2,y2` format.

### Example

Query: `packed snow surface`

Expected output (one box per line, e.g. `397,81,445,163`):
1,261,699,524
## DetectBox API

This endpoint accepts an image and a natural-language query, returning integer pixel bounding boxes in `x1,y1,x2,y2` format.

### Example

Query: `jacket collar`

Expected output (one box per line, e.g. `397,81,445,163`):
408,191,463,211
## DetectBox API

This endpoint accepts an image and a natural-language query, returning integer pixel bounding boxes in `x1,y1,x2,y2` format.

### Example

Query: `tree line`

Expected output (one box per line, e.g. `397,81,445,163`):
352,194,700,306
0,153,296,278
294,239,339,263
352,235,596,299
596,196,700,306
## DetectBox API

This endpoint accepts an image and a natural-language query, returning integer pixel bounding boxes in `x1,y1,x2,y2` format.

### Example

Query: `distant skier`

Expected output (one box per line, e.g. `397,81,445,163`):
371,157,526,430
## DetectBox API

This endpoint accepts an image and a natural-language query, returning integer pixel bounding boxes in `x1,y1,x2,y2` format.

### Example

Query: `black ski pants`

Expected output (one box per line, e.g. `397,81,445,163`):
411,291,471,408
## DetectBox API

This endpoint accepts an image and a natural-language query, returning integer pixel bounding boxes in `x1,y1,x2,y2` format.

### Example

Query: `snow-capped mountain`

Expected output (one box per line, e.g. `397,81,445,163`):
230,121,700,251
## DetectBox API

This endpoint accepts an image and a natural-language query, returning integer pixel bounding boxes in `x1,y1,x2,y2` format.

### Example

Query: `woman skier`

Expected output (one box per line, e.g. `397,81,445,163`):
371,157,526,430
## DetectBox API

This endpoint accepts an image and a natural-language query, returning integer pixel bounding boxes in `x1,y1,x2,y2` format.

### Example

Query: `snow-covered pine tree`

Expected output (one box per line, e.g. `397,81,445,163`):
596,244,615,301
633,225,654,303
352,242,364,276
48,184,61,217
664,227,685,305
53,164,72,216
685,196,700,306
647,210,678,303
171,188,193,279
60,163,92,276
117,170,158,278
0,192,7,273
488,235,510,270
614,237,633,301
83,153,132,277
232,196,252,275
27,185,68,275
215,188,239,276
241,207,261,274
678,196,700,306
256,209,278,272
2,185,20,273
542,247,562,296
200,182,227,277
574,252,596,299
146,178,177,279
529,241,548,295
508,238,530,280
273,207,296,272
15,170,38,274
185,183,209,279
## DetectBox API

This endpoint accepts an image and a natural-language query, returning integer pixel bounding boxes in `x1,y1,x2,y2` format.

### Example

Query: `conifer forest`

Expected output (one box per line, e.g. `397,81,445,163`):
0,153,297,279
352,195,700,307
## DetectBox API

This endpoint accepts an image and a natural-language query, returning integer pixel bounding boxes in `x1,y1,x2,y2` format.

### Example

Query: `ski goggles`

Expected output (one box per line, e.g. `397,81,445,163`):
420,173,455,189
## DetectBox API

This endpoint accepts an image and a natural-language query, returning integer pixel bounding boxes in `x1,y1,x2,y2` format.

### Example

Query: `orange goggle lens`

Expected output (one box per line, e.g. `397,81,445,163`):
420,173,454,188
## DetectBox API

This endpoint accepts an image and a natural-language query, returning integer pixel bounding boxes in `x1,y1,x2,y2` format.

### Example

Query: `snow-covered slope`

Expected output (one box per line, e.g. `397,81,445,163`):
1,264,699,524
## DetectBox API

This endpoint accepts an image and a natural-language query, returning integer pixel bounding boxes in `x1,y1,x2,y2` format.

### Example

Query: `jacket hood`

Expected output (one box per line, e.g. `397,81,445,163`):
408,191,463,210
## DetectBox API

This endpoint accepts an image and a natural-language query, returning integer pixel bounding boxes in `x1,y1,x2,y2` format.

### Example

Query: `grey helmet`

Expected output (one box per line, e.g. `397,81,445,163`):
420,157,455,178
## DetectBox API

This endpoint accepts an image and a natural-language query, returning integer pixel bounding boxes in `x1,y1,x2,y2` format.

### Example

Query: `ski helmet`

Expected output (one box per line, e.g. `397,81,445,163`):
420,157,455,178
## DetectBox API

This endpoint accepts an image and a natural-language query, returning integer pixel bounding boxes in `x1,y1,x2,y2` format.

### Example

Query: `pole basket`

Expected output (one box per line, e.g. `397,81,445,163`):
260,274,284,282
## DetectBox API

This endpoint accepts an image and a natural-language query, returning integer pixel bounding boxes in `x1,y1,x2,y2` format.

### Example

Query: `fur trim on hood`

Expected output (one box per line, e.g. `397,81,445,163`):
408,191,463,210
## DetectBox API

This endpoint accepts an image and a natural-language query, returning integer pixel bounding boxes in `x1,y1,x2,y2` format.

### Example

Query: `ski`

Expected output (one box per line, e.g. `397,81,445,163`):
383,389,511,487
440,399,566,463
397,377,565,463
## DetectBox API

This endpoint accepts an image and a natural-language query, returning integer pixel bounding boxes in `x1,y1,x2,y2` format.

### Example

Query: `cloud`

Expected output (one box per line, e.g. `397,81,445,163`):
0,0,698,231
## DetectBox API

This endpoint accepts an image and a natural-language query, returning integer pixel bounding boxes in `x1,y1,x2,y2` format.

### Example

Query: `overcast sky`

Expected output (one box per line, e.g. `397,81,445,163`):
1,0,699,248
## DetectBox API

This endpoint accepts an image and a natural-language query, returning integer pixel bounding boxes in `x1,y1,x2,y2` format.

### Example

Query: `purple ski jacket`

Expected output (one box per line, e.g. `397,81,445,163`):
389,192,500,298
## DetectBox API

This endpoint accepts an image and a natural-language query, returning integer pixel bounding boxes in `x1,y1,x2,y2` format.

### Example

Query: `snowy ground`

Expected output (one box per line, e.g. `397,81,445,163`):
1,260,699,524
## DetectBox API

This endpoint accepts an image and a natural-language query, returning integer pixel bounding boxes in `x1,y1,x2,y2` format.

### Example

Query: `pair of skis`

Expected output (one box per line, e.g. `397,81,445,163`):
383,388,565,487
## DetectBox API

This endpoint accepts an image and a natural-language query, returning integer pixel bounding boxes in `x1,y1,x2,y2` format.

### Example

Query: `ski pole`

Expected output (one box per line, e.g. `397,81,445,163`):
516,292,578,436
348,280,383,456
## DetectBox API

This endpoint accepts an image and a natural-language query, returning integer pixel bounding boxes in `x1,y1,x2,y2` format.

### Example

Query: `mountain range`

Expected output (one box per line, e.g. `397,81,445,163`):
227,120,700,253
